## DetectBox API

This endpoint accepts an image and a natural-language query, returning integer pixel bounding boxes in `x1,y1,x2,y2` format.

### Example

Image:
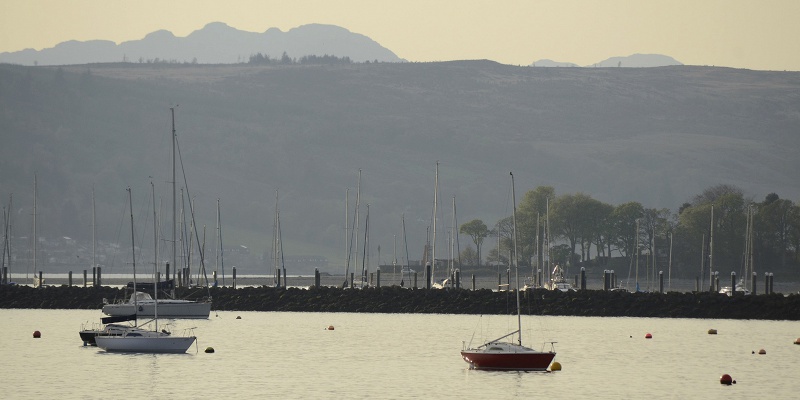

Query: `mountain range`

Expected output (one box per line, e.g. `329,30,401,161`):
0,22,405,65
1,22,683,69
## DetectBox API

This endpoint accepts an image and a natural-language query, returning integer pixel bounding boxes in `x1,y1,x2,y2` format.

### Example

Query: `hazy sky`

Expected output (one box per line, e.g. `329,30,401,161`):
2,0,799,70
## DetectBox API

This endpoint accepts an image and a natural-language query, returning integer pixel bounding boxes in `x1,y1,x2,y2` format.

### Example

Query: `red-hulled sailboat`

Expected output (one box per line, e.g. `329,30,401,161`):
461,172,557,371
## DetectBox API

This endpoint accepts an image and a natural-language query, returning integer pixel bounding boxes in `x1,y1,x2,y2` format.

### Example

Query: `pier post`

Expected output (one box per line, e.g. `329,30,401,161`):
277,269,282,288
178,271,183,288
376,268,380,288
659,271,664,293
426,263,431,289
38,271,43,288
97,266,101,287
611,270,616,289
497,273,502,291
213,270,217,287
471,274,475,291
769,272,775,294
350,272,354,289
751,272,757,295
166,263,171,283
315,268,320,288
580,267,586,290
764,272,769,294
714,271,720,292
413,272,417,289
2,266,7,284
92,266,96,287
68,271,72,287
731,272,736,296
602,270,609,291
83,270,87,287
283,268,287,287
232,267,237,289
695,276,699,292
455,269,460,289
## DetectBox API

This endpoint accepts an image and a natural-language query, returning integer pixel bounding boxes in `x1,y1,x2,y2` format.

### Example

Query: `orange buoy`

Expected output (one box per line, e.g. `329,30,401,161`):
33,330,41,338
758,349,766,355
327,325,335,330
645,333,652,339
720,374,733,385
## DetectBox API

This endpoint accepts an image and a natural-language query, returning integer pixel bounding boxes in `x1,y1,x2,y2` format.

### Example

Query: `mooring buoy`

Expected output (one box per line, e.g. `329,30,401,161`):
550,361,562,371
205,347,215,353
720,374,734,385
33,330,41,338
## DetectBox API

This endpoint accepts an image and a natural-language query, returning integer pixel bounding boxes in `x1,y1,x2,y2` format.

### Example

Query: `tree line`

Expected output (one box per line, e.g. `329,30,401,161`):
458,184,800,278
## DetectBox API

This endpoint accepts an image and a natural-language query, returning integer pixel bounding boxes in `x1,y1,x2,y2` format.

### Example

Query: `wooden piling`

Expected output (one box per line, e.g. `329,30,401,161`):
97,266,101,287
659,271,664,293
232,267,237,289
376,268,380,288
314,268,320,288
83,270,87,288
471,274,476,291
68,271,72,287
731,272,736,296
752,272,757,295
426,263,431,289
580,267,586,290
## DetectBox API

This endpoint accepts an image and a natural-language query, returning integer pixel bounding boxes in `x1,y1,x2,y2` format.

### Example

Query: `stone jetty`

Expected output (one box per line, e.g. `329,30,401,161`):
2,284,799,320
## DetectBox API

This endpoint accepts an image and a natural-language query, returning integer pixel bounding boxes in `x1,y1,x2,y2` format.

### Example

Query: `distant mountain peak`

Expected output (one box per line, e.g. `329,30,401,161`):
532,53,682,68
0,22,403,65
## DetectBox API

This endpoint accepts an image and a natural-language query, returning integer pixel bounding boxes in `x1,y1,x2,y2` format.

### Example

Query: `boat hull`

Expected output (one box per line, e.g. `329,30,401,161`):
95,335,196,353
102,300,211,319
461,348,556,371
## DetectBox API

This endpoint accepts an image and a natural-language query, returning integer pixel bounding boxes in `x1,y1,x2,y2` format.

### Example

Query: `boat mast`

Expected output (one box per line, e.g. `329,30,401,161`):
361,204,370,287
510,172,522,346
3,194,12,283
431,161,439,284
668,232,673,292
709,205,714,292
393,234,397,285
402,214,409,287
354,170,361,283
217,198,225,286
32,173,37,285
170,107,177,290
344,188,349,286
92,186,96,273
273,190,279,287
151,181,159,331
127,187,137,327
450,196,456,288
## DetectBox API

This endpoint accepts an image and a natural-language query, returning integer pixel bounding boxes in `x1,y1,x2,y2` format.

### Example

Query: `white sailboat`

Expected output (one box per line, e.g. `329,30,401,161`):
102,108,210,319
95,185,196,353
461,172,556,371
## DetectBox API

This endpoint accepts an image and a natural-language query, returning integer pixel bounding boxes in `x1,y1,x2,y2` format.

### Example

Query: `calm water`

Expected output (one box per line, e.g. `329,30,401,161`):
2,309,799,399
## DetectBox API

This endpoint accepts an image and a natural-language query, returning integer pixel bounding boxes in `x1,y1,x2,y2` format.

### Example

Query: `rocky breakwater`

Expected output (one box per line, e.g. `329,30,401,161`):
1,285,799,320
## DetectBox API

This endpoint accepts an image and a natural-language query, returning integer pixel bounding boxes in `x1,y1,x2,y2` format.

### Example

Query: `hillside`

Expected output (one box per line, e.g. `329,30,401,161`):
1,61,799,273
